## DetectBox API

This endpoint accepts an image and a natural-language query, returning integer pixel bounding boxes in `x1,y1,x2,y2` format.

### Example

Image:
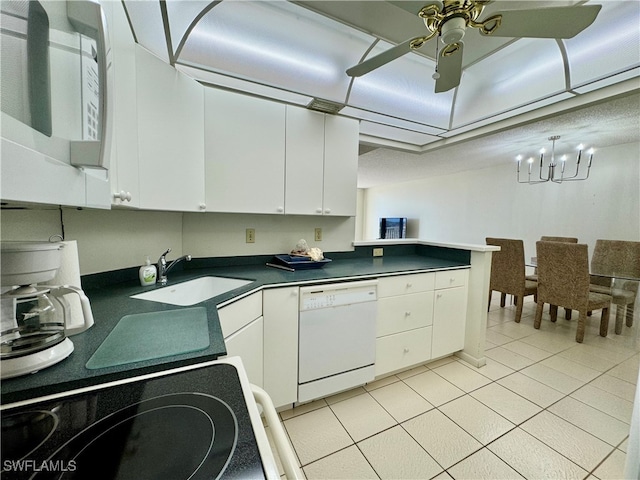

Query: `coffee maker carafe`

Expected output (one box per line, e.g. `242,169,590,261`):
1,242,94,379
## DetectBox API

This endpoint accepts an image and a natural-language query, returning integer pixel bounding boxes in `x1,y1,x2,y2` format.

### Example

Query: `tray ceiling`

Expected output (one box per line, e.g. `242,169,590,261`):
122,0,640,186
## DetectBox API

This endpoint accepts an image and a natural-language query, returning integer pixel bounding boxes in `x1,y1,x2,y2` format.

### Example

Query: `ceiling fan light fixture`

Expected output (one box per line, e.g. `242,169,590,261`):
440,16,466,44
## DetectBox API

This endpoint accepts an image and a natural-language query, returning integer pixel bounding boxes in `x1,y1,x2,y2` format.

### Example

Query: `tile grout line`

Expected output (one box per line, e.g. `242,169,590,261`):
277,298,637,479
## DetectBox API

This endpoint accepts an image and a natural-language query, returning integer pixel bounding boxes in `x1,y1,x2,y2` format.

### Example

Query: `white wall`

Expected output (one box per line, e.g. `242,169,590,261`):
1,209,355,275
362,142,640,260
182,213,354,258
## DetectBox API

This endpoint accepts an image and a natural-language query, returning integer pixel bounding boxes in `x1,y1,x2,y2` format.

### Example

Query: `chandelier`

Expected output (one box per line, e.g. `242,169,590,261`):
516,136,594,184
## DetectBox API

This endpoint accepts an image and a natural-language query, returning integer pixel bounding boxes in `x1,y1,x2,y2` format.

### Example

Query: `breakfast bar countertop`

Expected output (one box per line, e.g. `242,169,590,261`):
1,243,472,405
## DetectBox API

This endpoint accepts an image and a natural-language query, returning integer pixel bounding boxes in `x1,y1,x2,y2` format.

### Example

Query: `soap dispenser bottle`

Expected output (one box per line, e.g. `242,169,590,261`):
139,256,157,286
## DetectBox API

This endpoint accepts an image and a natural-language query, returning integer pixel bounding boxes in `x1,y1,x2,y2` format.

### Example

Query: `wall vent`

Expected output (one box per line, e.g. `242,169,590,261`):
306,98,344,114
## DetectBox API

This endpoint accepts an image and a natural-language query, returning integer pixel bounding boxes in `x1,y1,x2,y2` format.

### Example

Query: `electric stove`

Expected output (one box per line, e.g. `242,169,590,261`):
1,358,278,479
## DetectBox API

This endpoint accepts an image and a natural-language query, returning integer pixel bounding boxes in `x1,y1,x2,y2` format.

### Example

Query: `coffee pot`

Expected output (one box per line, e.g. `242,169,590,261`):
1,241,95,379
1,285,94,379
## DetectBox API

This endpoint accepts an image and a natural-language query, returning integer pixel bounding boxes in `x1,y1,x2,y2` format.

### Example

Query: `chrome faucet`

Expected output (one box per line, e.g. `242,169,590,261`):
157,248,192,286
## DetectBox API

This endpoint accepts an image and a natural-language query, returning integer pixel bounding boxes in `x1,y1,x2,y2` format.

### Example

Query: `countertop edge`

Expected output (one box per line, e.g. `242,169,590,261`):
353,239,500,252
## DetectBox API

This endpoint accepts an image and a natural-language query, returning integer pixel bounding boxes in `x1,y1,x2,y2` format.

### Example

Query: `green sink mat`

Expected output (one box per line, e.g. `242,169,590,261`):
86,307,210,369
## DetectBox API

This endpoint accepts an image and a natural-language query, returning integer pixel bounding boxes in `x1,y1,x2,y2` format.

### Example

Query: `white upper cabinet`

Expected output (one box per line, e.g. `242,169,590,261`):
285,107,325,215
104,1,139,208
204,88,286,214
135,46,205,212
285,106,359,216
323,115,359,216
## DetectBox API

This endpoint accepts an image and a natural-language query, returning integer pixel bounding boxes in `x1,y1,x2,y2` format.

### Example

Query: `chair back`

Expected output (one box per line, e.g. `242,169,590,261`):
591,240,640,287
540,236,578,243
486,238,525,295
536,241,590,310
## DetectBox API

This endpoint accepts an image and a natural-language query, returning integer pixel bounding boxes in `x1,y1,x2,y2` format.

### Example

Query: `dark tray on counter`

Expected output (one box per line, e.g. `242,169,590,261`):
273,254,332,270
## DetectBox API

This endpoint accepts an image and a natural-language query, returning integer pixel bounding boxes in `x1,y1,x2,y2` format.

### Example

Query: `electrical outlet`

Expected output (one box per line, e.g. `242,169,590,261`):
246,228,255,243
373,248,384,257
314,228,322,242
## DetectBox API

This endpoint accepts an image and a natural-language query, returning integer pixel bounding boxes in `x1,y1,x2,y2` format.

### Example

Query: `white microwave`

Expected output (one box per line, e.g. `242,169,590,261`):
0,0,112,208
0,0,112,170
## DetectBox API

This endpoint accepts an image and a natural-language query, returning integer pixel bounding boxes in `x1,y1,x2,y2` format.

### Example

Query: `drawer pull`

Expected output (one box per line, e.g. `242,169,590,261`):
406,283,413,288
404,347,410,353
405,311,411,316
450,277,455,283
437,293,443,299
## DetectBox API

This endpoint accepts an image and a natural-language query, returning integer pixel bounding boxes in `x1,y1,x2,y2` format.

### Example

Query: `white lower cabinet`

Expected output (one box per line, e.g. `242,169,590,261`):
375,273,435,377
224,316,264,388
218,268,469,401
218,287,299,408
263,287,299,409
432,270,469,359
374,269,469,377
218,292,263,387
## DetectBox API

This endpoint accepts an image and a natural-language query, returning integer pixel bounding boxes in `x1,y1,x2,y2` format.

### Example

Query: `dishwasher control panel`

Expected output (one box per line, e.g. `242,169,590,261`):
300,280,377,311
302,293,338,310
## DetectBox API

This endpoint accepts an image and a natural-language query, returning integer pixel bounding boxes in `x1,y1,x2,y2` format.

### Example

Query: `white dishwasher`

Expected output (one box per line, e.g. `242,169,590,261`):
298,280,378,403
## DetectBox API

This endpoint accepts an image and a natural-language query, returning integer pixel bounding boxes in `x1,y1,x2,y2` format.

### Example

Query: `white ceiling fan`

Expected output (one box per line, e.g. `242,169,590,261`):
346,0,602,93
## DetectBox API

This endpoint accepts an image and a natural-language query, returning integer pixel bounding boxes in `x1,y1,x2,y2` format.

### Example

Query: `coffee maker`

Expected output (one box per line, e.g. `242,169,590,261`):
1,242,94,379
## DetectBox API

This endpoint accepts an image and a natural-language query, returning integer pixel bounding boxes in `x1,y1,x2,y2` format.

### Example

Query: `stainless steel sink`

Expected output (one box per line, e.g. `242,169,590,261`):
131,276,253,306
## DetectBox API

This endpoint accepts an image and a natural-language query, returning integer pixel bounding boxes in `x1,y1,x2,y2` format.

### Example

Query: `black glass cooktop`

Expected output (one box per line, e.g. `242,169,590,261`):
1,363,266,480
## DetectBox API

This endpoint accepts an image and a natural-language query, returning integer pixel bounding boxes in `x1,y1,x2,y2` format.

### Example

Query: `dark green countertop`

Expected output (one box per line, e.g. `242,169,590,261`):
1,247,470,405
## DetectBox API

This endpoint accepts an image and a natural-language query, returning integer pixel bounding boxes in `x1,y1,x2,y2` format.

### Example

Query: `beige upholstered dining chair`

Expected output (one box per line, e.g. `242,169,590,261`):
534,241,612,343
486,238,537,323
527,235,579,319
540,236,579,243
526,236,579,281
589,240,640,334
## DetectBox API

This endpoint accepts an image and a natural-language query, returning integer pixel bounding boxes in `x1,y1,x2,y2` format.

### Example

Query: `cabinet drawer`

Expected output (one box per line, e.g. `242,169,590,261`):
375,326,432,377
377,292,434,337
435,269,468,290
218,291,262,338
377,273,435,298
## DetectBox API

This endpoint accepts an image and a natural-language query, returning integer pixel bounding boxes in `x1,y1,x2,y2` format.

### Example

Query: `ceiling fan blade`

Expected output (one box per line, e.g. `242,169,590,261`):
435,43,463,93
346,37,421,77
482,5,602,39
387,1,442,16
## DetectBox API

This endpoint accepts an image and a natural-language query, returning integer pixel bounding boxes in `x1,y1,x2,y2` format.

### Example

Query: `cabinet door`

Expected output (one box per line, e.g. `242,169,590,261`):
432,286,467,359
284,106,324,215
323,115,358,216
106,1,139,208
205,88,286,214
263,286,299,408
225,316,264,388
136,46,205,212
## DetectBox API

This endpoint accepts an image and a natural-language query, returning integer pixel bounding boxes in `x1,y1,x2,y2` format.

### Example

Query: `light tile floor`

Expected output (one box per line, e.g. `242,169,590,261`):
273,294,639,479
